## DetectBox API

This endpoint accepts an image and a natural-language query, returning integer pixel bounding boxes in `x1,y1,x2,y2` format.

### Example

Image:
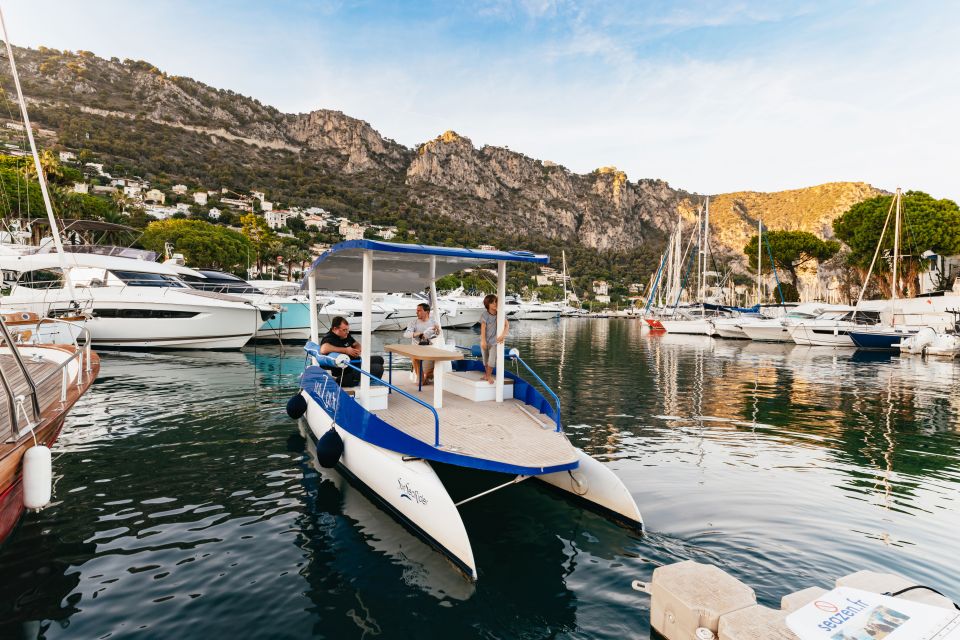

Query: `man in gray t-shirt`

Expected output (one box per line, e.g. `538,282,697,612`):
479,294,508,384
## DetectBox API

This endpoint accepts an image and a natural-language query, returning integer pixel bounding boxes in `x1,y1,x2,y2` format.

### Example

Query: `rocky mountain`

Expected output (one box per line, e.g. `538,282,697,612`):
0,45,883,268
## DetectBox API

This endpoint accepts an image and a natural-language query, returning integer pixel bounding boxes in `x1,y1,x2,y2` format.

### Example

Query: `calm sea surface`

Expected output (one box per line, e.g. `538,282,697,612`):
1,319,959,639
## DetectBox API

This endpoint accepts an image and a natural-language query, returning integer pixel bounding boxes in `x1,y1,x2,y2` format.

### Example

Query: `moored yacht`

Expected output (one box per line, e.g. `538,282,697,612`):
0,253,264,349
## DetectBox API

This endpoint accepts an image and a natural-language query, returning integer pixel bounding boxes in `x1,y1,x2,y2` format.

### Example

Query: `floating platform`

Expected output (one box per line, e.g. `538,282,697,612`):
633,560,956,639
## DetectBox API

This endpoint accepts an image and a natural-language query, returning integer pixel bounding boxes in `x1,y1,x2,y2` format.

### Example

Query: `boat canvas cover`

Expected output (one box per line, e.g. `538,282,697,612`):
301,240,548,293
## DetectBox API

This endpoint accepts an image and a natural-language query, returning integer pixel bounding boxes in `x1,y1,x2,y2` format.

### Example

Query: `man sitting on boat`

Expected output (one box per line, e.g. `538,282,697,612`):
480,294,509,384
320,316,384,387
403,303,441,385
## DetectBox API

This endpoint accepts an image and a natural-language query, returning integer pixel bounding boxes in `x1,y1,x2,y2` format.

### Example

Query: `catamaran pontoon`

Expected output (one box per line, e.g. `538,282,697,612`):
289,240,642,580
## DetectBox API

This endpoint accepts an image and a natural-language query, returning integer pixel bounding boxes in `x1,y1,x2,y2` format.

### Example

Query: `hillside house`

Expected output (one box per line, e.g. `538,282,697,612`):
145,205,179,220
220,197,252,212
193,192,208,205
144,188,165,204
265,210,297,229
172,184,188,195
59,151,76,162
72,182,89,194
592,280,609,296
208,207,221,220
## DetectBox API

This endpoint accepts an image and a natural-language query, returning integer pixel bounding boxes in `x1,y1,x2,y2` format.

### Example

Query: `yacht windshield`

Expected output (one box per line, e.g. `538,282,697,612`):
110,270,187,288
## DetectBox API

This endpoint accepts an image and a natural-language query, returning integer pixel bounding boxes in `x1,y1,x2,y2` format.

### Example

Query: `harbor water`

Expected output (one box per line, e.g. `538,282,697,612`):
1,319,958,638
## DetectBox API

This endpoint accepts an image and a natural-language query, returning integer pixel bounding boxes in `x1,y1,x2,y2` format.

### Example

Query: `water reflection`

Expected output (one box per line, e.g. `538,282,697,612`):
0,321,957,639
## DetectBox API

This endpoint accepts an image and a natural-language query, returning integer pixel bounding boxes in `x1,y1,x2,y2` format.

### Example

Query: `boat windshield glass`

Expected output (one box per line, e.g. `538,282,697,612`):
110,270,187,288
16,268,64,289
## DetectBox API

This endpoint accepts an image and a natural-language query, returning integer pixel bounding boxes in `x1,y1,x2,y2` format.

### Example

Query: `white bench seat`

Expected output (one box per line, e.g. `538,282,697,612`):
444,369,514,402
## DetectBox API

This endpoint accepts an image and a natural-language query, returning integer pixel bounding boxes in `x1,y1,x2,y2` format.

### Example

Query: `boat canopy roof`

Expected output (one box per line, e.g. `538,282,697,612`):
302,239,549,292
0,252,202,277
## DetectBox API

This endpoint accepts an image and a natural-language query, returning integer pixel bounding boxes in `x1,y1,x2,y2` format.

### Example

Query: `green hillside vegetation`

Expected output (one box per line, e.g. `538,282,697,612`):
833,191,960,297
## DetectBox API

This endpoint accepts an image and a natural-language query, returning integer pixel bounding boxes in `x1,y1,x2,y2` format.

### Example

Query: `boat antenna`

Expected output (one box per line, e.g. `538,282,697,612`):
0,9,76,299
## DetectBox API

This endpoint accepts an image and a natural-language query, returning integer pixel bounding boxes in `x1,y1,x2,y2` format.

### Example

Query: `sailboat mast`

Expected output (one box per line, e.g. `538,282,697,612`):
696,205,703,301
561,250,568,307
892,187,901,325
757,217,762,305
0,9,76,298
701,197,710,301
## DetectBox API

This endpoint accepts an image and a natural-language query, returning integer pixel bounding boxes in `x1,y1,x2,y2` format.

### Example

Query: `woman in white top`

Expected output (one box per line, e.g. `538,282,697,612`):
403,303,441,384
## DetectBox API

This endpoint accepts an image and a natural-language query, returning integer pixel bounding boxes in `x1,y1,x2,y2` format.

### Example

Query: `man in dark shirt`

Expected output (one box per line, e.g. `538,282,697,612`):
319,316,384,387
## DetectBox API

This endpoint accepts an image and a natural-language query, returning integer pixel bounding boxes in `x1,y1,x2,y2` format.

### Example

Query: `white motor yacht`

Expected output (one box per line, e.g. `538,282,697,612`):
740,303,844,343
790,307,867,347
318,292,390,332
0,253,263,349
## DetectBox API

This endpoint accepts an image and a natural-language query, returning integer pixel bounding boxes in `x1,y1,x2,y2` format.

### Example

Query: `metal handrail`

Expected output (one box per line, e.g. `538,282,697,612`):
0,319,40,419
304,344,443,446
344,361,443,447
509,354,562,432
0,316,94,439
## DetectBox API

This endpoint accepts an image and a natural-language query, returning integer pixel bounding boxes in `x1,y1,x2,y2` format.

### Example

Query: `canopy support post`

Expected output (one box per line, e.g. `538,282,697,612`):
496,260,506,403
308,272,319,348
429,255,442,341
359,250,373,408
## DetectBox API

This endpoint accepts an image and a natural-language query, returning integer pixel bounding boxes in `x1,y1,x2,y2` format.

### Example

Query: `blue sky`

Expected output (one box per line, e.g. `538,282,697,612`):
5,1,959,200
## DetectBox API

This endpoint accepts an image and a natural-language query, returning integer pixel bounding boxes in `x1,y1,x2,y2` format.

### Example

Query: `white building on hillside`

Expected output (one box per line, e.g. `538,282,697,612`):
342,223,366,241
592,280,609,296
59,151,76,162
144,188,165,204
145,205,179,220
72,182,89,194
208,207,221,220
172,184,188,195
265,209,297,229
193,192,208,205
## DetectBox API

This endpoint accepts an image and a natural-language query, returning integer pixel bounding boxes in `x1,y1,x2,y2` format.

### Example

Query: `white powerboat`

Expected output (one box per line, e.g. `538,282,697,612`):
740,303,848,343
289,240,642,581
710,313,762,339
659,305,724,336
0,253,264,349
789,307,871,347
504,295,561,320
317,292,390,332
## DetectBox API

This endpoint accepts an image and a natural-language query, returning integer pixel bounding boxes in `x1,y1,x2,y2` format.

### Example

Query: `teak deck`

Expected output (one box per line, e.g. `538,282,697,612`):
0,355,62,434
373,377,576,470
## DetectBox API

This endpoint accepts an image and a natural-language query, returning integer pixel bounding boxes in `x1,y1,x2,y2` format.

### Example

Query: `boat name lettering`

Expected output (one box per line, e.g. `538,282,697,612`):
397,478,428,505
814,597,870,632
313,378,339,410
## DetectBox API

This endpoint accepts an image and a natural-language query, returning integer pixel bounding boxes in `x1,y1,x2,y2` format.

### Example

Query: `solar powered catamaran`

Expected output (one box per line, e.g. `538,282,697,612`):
290,240,643,580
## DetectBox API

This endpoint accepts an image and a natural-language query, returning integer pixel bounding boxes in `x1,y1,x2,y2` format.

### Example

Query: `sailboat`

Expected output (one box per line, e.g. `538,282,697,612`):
0,10,100,542
288,240,643,580
659,198,728,335
848,188,950,350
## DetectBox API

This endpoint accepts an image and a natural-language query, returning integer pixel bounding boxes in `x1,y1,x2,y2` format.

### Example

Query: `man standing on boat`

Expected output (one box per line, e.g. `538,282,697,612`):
403,303,441,384
319,316,384,387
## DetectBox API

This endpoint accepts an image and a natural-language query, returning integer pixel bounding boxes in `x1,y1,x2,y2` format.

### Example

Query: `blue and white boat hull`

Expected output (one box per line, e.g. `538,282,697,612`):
303,392,477,579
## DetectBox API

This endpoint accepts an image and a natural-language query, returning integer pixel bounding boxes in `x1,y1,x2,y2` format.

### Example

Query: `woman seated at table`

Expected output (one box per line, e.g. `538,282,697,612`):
403,303,441,385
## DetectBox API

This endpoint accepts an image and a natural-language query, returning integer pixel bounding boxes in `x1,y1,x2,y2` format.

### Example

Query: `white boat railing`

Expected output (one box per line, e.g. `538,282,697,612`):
305,347,443,446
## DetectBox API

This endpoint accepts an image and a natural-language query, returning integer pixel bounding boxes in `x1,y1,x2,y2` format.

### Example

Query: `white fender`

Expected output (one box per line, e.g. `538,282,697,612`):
536,448,643,530
303,394,477,579
23,444,52,510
